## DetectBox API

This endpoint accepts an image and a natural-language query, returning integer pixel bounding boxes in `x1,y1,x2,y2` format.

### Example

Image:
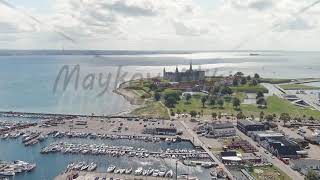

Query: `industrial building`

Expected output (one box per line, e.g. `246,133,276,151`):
237,119,266,134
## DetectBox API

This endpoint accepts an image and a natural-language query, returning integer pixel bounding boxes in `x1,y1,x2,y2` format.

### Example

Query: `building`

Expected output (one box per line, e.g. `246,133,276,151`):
260,137,303,159
144,125,177,136
196,122,236,138
163,63,205,82
227,140,258,153
249,131,284,143
237,119,266,134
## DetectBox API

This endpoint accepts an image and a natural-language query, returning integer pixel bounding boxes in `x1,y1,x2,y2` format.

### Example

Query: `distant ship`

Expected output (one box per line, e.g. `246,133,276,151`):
249,53,260,56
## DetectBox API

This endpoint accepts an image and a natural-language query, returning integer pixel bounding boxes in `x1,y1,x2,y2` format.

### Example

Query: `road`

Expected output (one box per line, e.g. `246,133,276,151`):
180,120,235,180
236,129,304,180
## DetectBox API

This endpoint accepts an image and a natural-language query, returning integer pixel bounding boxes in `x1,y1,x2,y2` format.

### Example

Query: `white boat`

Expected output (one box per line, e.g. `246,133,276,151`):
125,167,132,174
80,163,89,171
114,169,120,174
0,171,15,176
119,169,126,174
147,169,154,176
134,167,143,176
87,162,97,171
107,165,116,173
158,169,166,177
152,169,159,177
142,169,148,176
165,170,173,178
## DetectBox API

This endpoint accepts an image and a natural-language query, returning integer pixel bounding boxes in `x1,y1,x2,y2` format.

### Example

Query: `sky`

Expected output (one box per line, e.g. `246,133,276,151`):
0,0,320,51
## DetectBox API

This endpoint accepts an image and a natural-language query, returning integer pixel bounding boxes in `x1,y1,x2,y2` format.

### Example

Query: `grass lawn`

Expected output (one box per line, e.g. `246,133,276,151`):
172,94,320,119
231,84,268,93
130,101,170,119
261,78,294,84
279,84,320,90
251,166,292,180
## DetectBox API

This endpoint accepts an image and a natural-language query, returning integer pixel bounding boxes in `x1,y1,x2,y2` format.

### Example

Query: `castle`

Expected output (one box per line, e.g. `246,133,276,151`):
163,63,205,82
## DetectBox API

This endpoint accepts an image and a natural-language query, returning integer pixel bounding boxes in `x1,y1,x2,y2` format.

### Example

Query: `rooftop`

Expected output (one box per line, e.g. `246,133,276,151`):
238,119,263,126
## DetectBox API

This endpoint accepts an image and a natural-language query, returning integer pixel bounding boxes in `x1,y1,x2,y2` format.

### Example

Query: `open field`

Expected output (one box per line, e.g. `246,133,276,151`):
130,101,170,119
279,84,320,90
251,166,292,180
171,95,320,119
231,84,268,93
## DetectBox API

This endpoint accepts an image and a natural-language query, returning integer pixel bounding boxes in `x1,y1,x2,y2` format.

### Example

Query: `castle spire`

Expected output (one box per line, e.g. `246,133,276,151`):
189,61,193,71
175,66,179,73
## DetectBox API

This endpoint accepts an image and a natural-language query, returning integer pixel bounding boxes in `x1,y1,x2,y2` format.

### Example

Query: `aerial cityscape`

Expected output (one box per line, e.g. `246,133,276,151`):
1,0,320,180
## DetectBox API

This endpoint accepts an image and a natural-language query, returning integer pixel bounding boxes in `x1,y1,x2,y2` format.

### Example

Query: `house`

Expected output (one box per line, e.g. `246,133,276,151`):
227,140,258,153
144,125,177,136
237,119,266,134
220,151,242,164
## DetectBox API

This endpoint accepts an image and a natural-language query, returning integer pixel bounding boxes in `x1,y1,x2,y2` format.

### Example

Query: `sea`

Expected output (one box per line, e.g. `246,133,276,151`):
0,51,320,179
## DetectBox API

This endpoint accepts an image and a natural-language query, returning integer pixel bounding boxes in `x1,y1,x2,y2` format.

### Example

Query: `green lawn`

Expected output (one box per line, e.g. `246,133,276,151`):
251,166,292,180
261,78,295,84
130,101,170,119
279,84,320,90
231,84,268,93
172,94,320,119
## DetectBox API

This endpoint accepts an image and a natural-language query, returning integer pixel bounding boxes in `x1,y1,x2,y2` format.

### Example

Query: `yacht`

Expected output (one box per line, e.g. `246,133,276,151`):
152,169,159,177
158,168,166,177
125,167,132,174
107,165,116,173
0,171,15,176
165,170,173,178
87,162,97,171
134,167,143,176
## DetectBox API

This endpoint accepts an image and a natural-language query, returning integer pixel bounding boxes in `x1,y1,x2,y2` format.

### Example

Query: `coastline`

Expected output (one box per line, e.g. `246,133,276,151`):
113,81,146,106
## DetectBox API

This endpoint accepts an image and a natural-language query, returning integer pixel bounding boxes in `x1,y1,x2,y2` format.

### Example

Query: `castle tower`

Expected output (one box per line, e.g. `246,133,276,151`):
175,66,179,73
189,62,193,71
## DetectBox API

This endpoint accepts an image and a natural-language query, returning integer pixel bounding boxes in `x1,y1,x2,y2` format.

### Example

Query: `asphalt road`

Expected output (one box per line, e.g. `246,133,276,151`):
236,129,304,180
180,120,235,180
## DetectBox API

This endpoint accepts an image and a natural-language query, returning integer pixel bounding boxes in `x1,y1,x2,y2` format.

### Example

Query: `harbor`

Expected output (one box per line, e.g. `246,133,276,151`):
0,114,218,180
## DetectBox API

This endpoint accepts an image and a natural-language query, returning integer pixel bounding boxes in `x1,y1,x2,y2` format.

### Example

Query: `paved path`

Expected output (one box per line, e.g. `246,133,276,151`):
180,120,234,180
236,129,304,180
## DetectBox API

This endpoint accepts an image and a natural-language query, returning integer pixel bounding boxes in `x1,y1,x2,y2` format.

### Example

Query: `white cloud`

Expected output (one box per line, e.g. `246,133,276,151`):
0,0,319,50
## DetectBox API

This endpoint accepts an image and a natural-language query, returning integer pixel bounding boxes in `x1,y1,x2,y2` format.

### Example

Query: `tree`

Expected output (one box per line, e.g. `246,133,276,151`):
309,116,315,121
260,111,265,120
176,109,181,116
190,110,197,118
256,98,267,108
250,79,258,86
212,112,217,120
154,92,161,101
254,73,260,79
306,169,319,180
280,113,291,125
221,86,233,95
235,72,244,77
265,114,274,121
209,97,216,107
149,83,157,91
217,99,224,108
170,110,175,117
165,96,177,108
240,77,247,85
185,93,192,104
232,78,239,86
246,75,252,81
232,97,241,109
236,111,245,119
256,91,264,99
201,96,208,108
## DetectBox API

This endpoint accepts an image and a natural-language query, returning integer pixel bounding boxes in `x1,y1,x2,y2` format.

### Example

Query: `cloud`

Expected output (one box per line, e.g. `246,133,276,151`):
275,17,316,31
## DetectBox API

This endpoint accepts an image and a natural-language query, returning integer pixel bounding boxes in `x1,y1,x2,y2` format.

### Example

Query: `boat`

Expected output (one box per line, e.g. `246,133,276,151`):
147,169,154,176
107,165,116,173
152,169,159,177
134,167,143,176
119,169,126,174
114,169,120,174
87,162,97,171
0,171,15,176
158,168,166,177
80,163,89,171
165,170,173,178
142,169,148,176
125,167,132,174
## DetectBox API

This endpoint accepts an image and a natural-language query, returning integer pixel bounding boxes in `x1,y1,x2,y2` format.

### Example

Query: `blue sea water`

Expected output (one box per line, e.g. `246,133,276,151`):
0,51,319,115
